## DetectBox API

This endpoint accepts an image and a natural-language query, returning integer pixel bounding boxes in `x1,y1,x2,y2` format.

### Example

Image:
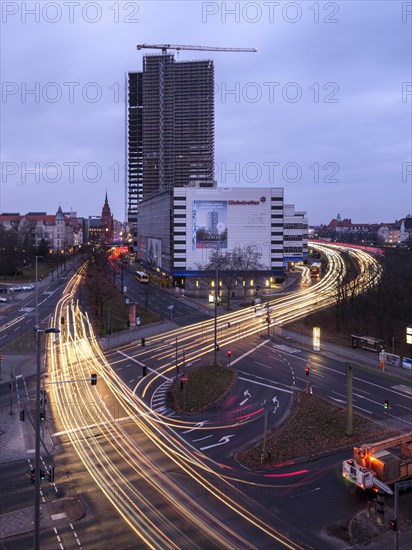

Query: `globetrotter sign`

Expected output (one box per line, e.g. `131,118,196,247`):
228,196,266,206
228,200,259,205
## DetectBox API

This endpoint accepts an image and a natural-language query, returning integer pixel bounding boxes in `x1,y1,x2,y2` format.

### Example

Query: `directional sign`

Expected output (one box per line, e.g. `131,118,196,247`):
200,435,235,451
239,389,251,406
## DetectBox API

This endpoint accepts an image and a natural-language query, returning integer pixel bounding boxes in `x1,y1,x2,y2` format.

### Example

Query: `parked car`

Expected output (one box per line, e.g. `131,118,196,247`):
22,284,34,291
0,297,7,302
10,286,23,292
0,287,7,293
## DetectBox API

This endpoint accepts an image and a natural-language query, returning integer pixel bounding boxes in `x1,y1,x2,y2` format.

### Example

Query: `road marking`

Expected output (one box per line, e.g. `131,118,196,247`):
239,389,251,406
392,385,412,396
230,339,270,367
238,376,293,394
272,344,301,354
117,350,172,381
51,513,67,521
182,421,208,434
200,434,235,451
254,361,272,369
192,435,213,442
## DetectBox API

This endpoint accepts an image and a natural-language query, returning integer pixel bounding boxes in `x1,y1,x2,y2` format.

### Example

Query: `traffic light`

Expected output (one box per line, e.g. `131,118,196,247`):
141,337,145,347
384,399,389,409
30,468,35,483
142,365,147,377
39,468,45,480
0,356,3,362
227,349,232,358
305,367,310,376
60,316,65,325
40,411,45,422
19,410,25,422
91,373,97,385
389,519,397,531
47,467,55,483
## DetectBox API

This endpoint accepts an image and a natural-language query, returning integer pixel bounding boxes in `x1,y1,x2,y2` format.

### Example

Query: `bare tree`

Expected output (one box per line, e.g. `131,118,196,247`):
199,244,265,310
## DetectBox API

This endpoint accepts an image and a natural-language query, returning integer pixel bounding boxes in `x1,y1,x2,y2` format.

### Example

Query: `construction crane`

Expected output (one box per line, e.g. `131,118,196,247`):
136,43,257,54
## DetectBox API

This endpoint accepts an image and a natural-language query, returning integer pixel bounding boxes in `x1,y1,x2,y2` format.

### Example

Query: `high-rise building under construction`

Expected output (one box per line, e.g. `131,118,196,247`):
127,53,215,236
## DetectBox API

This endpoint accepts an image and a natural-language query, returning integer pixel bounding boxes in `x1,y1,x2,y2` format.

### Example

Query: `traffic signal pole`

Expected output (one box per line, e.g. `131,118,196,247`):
213,263,218,365
34,329,41,550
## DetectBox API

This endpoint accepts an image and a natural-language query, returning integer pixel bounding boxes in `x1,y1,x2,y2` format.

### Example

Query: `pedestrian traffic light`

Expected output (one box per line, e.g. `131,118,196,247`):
47,467,55,483
19,410,25,421
40,411,45,422
305,367,310,376
384,399,389,409
141,337,145,347
0,356,3,362
389,519,397,531
30,468,35,483
227,349,232,358
39,468,45,480
60,316,65,325
91,374,97,385
142,365,147,377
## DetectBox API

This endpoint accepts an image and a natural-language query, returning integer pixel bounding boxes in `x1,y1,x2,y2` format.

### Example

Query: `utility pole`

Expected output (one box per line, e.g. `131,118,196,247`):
262,406,269,463
175,337,178,375
213,262,218,365
34,327,60,550
9,366,13,415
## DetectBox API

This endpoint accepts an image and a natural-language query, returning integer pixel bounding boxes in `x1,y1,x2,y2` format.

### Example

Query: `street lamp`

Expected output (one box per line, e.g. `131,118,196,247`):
34,325,60,550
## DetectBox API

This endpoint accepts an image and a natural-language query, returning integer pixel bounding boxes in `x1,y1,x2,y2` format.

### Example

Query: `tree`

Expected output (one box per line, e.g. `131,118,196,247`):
199,244,265,310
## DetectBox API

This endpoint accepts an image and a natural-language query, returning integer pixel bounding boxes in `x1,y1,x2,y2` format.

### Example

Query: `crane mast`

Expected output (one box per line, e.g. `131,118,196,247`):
136,43,257,54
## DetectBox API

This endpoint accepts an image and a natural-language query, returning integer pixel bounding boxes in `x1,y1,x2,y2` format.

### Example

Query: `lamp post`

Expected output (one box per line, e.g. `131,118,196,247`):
35,255,42,327
34,326,60,550
213,261,219,365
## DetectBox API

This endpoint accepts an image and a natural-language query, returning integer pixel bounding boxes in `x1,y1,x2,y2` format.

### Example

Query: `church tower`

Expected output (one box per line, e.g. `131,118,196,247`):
101,192,113,243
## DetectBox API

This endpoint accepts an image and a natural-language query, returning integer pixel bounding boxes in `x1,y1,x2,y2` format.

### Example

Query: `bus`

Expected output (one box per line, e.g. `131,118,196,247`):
310,262,321,278
135,271,150,283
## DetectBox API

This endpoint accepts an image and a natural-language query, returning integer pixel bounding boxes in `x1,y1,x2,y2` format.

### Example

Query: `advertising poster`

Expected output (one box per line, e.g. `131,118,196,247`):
192,200,227,249
137,237,162,268
147,237,162,268
128,303,136,327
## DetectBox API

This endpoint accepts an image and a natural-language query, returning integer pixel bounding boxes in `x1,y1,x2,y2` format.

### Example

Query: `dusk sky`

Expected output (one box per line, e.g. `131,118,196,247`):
1,1,411,225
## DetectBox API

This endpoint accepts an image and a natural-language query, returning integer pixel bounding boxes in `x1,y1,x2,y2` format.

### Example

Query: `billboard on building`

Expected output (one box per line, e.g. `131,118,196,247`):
192,200,228,249
137,237,162,268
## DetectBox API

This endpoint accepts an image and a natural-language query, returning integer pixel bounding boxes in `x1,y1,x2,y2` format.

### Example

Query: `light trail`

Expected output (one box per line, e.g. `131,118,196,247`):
47,243,381,549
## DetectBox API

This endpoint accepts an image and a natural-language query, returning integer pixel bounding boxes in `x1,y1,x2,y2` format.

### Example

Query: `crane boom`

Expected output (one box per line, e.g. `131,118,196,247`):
136,43,257,54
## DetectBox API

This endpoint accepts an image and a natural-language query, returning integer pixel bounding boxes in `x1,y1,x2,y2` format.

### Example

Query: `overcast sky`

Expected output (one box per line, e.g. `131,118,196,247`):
1,0,411,225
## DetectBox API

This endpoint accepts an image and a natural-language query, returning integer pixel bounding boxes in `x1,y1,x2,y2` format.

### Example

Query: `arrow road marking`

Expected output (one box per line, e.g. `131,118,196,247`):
272,395,279,413
239,389,251,406
182,421,208,434
200,435,235,451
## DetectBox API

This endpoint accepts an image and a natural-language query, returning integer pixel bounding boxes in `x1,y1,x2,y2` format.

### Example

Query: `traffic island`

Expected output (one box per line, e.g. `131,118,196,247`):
170,363,236,414
236,391,398,471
